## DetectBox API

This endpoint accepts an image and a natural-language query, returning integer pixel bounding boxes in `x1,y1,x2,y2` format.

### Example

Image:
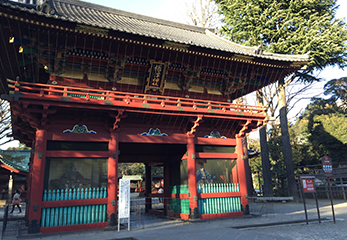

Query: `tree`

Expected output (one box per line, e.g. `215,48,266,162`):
215,0,347,201
185,0,222,28
256,90,273,197
0,99,13,146
324,77,347,109
118,163,145,176
295,97,347,163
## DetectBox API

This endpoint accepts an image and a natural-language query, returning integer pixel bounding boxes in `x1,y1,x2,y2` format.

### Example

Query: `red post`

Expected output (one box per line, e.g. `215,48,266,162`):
187,135,198,219
232,161,238,184
27,129,47,234
145,163,152,212
107,131,118,226
163,160,170,215
236,136,249,214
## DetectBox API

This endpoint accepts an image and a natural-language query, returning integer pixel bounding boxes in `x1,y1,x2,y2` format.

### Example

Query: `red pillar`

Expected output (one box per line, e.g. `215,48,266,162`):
145,163,152,212
107,131,118,226
163,160,170,215
236,136,249,214
27,129,47,234
25,147,35,223
232,160,238,184
187,135,198,219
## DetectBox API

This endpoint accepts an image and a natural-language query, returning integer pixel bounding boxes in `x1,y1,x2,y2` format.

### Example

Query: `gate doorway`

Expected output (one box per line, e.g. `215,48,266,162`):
118,142,187,215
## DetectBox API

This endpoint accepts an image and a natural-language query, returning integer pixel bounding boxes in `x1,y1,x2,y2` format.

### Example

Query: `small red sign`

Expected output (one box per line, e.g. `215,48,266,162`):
301,177,315,193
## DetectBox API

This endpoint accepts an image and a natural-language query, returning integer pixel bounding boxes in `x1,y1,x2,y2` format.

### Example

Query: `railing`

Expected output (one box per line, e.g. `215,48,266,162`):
198,183,241,214
197,183,239,193
43,188,107,201
7,80,266,117
41,204,106,227
169,184,242,215
41,188,107,228
198,197,241,214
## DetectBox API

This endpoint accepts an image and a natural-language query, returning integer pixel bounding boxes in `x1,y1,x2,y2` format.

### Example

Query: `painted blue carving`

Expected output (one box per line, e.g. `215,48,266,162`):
204,131,226,139
63,124,97,134
141,128,168,136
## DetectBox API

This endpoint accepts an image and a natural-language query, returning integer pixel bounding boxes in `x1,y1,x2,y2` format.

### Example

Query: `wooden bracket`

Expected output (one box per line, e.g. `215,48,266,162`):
187,115,203,136
236,120,252,138
110,109,125,132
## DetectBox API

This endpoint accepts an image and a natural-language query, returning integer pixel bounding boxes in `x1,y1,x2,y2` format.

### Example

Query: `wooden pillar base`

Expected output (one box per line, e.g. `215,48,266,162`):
108,213,116,226
28,219,40,234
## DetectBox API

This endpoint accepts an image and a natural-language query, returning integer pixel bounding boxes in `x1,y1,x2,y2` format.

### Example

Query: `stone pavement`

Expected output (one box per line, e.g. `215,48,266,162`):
1,198,346,240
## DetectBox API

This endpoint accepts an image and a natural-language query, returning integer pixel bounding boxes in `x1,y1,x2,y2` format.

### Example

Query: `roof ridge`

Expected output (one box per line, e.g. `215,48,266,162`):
53,0,210,33
205,29,257,55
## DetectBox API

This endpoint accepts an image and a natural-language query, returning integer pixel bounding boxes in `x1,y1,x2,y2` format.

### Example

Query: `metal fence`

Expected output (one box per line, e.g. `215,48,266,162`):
1,205,26,240
296,164,347,200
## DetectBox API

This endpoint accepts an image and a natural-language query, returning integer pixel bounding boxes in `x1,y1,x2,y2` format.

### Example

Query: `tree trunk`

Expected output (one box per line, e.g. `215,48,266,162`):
278,79,300,202
256,89,273,197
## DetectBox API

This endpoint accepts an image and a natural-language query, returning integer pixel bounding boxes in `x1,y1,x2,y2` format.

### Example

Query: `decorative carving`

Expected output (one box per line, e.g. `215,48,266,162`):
179,67,200,91
141,128,168,136
220,78,236,95
254,42,263,55
204,131,227,139
51,48,70,76
221,71,249,95
110,110,124,132
36,0,56,15
188,115,203,136
106,55,125,82
63,125,97,134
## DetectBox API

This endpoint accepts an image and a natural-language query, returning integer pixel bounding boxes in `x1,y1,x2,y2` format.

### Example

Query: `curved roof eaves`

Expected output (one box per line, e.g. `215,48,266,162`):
0,0,309,63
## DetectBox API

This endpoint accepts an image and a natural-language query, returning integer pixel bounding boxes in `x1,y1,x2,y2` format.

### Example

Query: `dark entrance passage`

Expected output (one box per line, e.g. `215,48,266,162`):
118,142,187,215
119,143,187,163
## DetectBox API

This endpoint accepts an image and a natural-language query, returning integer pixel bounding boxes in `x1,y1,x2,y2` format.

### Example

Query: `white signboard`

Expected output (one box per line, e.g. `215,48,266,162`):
118,178,130,231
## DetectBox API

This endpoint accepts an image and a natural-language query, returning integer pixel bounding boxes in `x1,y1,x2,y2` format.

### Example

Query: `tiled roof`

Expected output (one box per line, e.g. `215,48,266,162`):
0,0,309,63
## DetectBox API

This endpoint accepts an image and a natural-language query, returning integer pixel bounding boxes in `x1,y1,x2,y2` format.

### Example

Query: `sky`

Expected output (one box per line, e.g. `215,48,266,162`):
2,0,347,148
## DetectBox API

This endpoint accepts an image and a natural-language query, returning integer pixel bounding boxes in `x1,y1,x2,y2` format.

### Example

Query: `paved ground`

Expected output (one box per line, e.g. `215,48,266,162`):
1,198,346,240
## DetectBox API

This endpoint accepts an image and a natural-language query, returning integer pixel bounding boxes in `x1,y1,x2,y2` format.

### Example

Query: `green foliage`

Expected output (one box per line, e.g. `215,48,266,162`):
296,98,347,163
118,163,145,176
215,0,347,196
248,138,262,173
215,0,347,74
324,77,347,108
263,97,347,176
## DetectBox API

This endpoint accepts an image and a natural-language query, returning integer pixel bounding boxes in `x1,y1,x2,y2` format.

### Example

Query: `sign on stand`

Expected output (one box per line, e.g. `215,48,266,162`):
118,178,130,232
320,155,336,223
321,155,333,177
300,176,321,224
